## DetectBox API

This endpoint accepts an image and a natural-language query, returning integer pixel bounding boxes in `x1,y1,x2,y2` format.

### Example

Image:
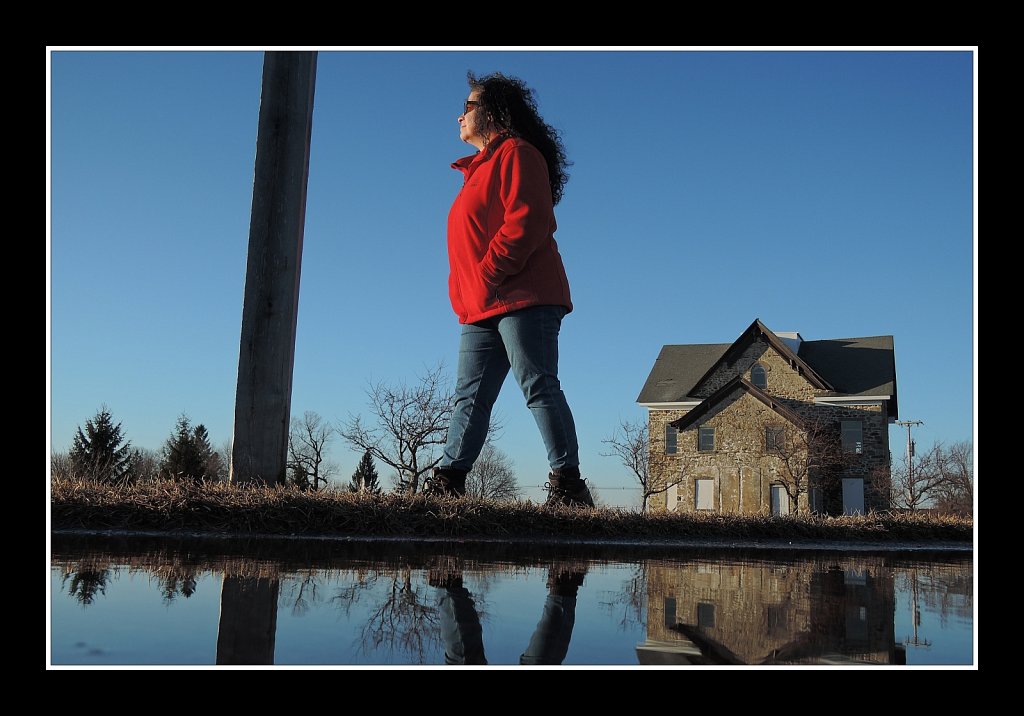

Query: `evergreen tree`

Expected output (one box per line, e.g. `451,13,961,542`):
160,415,218,481
349,450,382,494
69,406,134,483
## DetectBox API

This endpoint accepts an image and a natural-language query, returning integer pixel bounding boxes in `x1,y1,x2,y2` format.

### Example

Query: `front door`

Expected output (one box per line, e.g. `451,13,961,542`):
842,478,865,515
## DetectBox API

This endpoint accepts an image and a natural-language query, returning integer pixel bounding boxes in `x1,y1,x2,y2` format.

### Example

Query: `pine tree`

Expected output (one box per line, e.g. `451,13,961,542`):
69,406,134,483
160,415,218,481
349,450,382,494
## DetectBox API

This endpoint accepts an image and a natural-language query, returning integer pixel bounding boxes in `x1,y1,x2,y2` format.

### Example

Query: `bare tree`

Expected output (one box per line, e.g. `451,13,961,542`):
288,411,337,491
587,481,608,509
888,442,945,511
931,441,974,516
339,364,453,494
125,448,161,482
599,562,647,632
357,567,442,663
51,451,74,481
767,419,848,515
465,441,521,501
602,420,679,513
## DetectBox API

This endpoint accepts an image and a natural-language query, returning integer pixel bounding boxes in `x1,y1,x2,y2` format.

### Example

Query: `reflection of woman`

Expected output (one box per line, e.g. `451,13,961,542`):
432,563,585,665
423,72,593,508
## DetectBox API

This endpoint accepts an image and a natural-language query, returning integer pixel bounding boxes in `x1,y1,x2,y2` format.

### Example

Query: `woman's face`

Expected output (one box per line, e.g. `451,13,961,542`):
458,90,490,149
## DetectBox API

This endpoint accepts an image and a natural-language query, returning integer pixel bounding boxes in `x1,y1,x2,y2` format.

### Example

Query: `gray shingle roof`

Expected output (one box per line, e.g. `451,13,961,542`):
638,332,897,417
636,343,731,403
798,335,897,397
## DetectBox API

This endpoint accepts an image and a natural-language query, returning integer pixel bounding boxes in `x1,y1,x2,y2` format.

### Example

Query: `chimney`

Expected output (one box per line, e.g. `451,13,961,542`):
773,331,803,355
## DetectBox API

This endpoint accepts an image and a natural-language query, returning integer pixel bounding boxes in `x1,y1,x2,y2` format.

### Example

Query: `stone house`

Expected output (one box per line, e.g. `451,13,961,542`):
637,319,897,515
637,557,902,664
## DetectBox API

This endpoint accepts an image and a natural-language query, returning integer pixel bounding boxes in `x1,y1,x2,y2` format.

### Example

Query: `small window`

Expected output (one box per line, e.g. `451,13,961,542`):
751,363,767,389
664,598,677,628
841,421,863,454
695,478,714,510
698,426,715,452
766,426,784,452
665,424,677,454
697,602,716,628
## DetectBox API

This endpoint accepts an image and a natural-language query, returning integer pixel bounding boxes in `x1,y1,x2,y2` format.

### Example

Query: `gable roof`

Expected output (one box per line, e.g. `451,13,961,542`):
669,376,807,431
689,319,834,395
638,320,898,416
636,343,731,403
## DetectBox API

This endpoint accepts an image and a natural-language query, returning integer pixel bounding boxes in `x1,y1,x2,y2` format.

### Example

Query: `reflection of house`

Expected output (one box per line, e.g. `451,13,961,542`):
637,319,897,515
636,559,904,665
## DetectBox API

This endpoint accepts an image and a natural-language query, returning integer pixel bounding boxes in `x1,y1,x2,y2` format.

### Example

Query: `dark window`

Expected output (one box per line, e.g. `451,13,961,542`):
664,598,677,628
698,426,715,452
697,602,716,628
665,424,677,454
751,363,767,389
766,426,784,452
841,421,863,454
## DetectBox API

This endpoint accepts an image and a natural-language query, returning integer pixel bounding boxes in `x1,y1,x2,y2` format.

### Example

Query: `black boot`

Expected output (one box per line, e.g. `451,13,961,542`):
544,467,595,508
422,466,468,498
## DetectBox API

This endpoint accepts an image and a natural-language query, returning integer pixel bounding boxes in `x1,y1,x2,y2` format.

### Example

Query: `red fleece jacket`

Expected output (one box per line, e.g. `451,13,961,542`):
447,137,573,324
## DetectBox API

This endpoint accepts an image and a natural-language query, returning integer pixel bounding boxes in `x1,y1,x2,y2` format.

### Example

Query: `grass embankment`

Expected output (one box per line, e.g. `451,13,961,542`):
50,477,972,544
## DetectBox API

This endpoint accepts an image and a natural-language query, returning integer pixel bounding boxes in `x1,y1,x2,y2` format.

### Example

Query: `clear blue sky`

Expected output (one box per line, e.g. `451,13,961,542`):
48,49,975,506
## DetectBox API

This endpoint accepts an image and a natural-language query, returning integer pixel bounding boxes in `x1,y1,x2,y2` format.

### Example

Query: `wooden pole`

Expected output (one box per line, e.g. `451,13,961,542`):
230,51,317,486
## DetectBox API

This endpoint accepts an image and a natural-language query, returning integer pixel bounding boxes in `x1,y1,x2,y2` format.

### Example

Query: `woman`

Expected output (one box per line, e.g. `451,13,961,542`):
423,72,593,508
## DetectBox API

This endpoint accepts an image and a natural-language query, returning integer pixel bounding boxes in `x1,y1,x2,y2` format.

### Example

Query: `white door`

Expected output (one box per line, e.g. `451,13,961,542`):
771,485,789,515
666,480,678,512
696,479,714,511
842,478,865,515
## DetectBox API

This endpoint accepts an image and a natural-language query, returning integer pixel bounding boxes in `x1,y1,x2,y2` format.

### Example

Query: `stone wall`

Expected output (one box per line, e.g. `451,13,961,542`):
648,408,689,512
667,390,809,514
694,339,817,402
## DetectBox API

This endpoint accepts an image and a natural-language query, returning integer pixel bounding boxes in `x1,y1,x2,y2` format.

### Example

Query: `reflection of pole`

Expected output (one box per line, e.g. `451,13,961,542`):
903,570,931,649
217,576,280,665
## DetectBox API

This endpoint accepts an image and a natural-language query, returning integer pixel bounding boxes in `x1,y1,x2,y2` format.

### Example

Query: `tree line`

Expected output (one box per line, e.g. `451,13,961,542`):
52,363,522,501
51,407,229,485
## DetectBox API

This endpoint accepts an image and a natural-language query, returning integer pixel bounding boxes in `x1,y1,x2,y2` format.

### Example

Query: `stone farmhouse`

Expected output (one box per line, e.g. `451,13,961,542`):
637,319,897,515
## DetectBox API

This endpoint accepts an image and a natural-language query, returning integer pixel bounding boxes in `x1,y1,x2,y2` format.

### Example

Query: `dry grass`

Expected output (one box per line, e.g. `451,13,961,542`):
50,477,972,543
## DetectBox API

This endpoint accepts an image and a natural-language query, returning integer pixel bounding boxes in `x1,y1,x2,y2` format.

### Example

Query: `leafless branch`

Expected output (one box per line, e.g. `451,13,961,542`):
339,363,454,494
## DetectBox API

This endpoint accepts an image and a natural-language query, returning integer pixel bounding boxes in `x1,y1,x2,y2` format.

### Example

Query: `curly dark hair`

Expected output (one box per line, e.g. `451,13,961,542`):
468,71,571,205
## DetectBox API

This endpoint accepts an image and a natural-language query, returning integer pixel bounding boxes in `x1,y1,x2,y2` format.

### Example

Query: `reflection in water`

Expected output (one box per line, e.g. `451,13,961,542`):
61,566,110,605
50,534,973,666
639,558,911,665
217,577,280,665
431,560,586,665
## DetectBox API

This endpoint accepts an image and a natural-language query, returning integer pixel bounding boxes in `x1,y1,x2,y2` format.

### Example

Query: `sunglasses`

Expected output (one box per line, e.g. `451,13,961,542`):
464,100,481,114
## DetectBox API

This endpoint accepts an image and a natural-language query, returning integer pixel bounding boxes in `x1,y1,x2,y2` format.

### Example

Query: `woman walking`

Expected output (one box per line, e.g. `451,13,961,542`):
424,72,593,509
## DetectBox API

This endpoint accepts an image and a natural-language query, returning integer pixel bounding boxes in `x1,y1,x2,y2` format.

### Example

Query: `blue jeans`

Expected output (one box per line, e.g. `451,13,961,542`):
438,585,487,665
519,594,577,665
441,305,579,472
436,587,576,666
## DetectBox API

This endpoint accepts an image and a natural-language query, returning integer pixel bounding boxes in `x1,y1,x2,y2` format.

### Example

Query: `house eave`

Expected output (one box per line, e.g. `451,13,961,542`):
813,395,890,404
640,401,702,410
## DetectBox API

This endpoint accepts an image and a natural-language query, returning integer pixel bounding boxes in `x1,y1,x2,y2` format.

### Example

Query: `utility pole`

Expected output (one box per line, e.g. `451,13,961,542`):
230,52,317,486
895,420,924,504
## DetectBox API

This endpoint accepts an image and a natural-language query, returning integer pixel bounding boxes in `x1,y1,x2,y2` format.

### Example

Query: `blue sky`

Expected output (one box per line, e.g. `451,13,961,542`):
48,49,975,506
